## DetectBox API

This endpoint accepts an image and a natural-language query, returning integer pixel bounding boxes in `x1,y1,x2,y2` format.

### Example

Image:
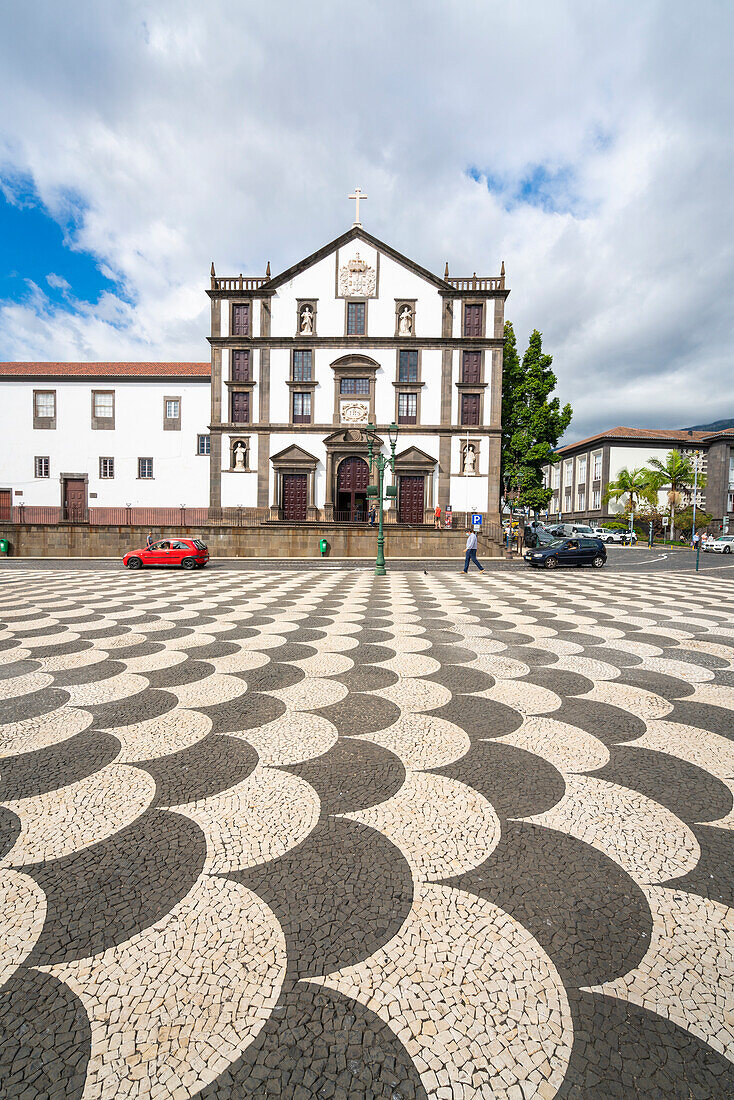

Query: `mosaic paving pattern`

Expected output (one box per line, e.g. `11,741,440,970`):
0,565,733,1099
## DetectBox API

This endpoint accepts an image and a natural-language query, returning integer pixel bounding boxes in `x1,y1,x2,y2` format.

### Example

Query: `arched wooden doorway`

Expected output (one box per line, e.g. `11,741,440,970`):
336,456,369,521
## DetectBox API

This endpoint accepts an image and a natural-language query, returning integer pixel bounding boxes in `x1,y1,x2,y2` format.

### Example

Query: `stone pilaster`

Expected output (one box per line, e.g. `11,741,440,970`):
439,434,451,509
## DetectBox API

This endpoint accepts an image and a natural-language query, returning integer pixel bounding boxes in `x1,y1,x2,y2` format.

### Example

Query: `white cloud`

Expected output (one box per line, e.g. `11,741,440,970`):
0,0,732,437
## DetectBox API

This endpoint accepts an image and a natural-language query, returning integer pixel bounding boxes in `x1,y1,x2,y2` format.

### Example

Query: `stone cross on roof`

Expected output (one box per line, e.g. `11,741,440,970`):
349,188,367,226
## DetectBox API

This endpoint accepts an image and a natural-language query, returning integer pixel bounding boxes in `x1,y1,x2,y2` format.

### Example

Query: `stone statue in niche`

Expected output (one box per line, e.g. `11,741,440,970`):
300,306,314,334
233,442,247,470
398,305,413,335
463,444,476,475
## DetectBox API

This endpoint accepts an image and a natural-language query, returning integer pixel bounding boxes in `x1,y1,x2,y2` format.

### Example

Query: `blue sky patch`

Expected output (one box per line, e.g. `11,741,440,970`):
468,162,585,215
0,175,118,310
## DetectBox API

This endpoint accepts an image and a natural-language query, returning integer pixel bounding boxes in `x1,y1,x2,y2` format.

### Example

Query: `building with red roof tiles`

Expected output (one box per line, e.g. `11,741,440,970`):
542,426,734,531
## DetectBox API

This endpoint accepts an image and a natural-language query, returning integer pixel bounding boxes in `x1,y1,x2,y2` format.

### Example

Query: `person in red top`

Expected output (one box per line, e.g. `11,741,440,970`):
434,505,442,529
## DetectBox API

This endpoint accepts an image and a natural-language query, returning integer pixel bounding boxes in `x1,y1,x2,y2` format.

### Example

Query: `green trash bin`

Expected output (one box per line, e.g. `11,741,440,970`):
0,538,9,556
319,538,328,557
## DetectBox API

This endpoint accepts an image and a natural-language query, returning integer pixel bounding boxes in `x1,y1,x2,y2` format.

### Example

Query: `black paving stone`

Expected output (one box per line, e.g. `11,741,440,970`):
138,733,259,806
25,810,207,963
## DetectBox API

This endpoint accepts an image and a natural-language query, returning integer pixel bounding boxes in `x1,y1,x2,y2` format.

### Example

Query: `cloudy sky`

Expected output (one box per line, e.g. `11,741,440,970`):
1,0,732,441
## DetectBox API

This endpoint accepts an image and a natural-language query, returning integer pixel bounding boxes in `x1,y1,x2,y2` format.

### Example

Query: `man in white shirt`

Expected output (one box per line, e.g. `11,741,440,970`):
463,530,484,573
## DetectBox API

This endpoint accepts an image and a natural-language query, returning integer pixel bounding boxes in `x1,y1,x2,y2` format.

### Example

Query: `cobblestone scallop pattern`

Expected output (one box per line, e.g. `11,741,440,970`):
1,567,734,1098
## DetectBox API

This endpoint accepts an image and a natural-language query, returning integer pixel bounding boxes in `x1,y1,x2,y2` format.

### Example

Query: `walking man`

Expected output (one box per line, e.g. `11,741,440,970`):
434,505,442,529
146,531,154,549
463,528,484,573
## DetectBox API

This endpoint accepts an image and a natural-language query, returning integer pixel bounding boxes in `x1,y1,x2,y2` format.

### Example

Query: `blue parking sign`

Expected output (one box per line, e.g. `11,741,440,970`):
471,513,482,526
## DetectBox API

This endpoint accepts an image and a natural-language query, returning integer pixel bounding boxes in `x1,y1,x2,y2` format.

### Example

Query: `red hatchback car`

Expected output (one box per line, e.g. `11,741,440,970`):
123,538,209,570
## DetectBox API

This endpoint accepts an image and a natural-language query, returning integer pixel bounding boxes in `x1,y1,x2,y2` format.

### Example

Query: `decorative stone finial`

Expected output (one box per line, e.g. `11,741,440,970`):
500,260,505,276
265,261,271,278
210,262,215,276
444,261,449,278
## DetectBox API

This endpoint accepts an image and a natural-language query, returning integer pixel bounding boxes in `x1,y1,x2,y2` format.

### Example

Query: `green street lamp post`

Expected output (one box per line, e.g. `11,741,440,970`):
365,421,399,576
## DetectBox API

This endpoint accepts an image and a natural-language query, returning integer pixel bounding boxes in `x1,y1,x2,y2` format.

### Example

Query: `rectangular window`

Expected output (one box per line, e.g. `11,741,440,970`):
593,452,602,480
578,456,587,481
34,391,55,418
398,350,418,382
293,350,313,381
292,392,312,424
232,303,250,336
564,460,573,486
197,435,210,456
231,350,250,381
34,456,50,478
462,351,481,383
138,457,153,479
460,393,480,426
347,301,366,335
165,399,180,420
35,393,55,417
592,488,601,509
231,391,250,424
464,304,483,337
553,466,560,489
340,377,370,395
398,392,417,425
93,391,114,418
99,457,115,479
564,488,572,508
578,489,586,511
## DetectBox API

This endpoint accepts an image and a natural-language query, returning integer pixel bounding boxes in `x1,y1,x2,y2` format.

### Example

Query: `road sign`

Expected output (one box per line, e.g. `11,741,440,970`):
471,513,482,526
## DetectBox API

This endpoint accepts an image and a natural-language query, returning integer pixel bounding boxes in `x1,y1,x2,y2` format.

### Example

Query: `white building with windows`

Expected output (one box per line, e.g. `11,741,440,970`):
0,220,508,527
0,363,211,521
543,425,734,530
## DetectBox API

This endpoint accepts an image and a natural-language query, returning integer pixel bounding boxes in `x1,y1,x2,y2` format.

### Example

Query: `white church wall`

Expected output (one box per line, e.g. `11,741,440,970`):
420,351,443,423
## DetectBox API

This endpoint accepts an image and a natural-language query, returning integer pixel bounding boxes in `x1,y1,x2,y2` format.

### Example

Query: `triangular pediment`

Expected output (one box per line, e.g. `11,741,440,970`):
262,226,453,293
270,444,319,467
322,428,371,446
394,446,437,469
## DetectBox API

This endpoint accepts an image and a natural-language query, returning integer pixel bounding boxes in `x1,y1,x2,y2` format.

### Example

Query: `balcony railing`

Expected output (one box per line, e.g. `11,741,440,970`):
210,275,269,292
446,275,505,292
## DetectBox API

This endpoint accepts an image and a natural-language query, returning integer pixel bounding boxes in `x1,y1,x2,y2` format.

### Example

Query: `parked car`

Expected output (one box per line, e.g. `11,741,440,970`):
523,526,558,549
123,538,209,570
590,527,638,544
548,523,598,539
524,537,607,569
703,535,734,554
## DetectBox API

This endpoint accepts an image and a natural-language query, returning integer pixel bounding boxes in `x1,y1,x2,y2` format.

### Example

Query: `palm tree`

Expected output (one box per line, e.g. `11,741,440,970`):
646,450,705,540
603,466,655,516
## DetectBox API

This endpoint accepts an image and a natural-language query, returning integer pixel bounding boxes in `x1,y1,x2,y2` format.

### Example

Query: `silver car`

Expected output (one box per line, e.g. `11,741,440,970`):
703,535,734,554
591,527,638,544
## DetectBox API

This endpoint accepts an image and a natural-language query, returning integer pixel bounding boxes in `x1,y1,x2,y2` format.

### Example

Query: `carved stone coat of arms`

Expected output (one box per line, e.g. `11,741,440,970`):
340,401,369,424
338,253,376,297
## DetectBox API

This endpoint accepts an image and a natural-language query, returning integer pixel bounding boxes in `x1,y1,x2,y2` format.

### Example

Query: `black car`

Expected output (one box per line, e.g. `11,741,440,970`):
524,537,607,569
523,527,557,549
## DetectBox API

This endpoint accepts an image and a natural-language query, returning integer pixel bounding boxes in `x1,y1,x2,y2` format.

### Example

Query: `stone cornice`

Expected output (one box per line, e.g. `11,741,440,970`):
208,337,505,350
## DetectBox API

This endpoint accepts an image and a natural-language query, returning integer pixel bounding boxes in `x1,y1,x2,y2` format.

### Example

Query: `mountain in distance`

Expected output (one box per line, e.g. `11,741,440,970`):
685,417,734,432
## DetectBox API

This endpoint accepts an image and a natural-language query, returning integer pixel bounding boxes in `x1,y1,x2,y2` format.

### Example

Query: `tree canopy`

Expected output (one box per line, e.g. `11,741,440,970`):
501,324,572,513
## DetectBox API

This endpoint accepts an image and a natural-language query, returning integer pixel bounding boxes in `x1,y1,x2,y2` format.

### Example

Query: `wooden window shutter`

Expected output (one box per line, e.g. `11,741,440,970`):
464,304,482,338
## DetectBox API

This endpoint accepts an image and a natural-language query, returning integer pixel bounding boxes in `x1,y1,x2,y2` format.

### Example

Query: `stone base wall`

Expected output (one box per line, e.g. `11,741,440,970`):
2,524,503,560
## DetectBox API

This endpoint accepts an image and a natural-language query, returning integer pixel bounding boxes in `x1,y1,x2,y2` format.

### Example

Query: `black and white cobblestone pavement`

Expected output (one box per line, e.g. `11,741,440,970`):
0,565,733,1099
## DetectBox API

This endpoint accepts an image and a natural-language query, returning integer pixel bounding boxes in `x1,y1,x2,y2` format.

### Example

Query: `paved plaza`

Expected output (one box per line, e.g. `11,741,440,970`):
0,564,733,1099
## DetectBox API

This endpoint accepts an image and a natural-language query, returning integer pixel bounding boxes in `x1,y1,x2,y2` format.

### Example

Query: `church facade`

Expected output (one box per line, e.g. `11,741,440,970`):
209,225,508,525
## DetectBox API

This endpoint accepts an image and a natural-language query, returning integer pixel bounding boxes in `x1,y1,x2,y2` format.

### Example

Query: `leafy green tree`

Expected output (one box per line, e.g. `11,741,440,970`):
645,450,705,539
603,466,656,514
676,507,713,539
501,326,572,514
